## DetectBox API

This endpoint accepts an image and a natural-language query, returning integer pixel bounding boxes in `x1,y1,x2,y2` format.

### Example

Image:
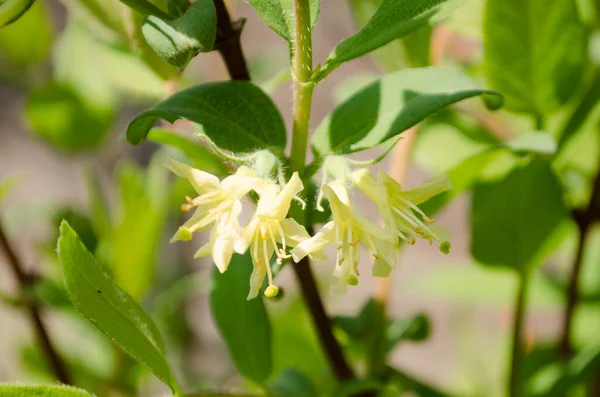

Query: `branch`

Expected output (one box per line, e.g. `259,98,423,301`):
558,170,600,359
213,0,251,81
0,224,71,384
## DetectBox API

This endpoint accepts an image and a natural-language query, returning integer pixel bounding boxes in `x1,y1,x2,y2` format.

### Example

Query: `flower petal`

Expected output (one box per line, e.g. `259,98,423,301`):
167,158,220,193
291,221,336,262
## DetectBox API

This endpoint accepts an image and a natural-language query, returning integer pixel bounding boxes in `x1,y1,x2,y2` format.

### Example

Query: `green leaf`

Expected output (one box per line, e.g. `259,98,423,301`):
528,343,600,397
483,0,586,115
24,82,114,152
142,0,216,67
210,253,273,384
385,366,455,397
126,81,287,151
0,0,35,27
311,67,502,155
57,221,180,393
269,368,318,397
385,314,430,351
117,0,172,19
248,0,320,41
0,1,52,63
107,153,170,299
347,0,432,70
147,128,226,174
471,159,570,273
505,132,557,155
316,0,458,80
0,384,95,396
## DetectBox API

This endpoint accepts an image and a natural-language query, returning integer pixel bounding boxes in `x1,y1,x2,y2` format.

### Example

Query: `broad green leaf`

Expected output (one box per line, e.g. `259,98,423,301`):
385,314,430,351
126,81,287,151
147,128,226,174
142,0,216,67
348,0,432,70
24,83,114,152
311,67,502,155
0,384,94,396
483,0,586,114
316,0,459,80
210,253,273,384
59,0,128,37
57,221,180,393
0,1,51,63
269,368,318,397
471,159,570,273
167,0,188,16
505,132,557,155
0,0,34,26
248,0,320,41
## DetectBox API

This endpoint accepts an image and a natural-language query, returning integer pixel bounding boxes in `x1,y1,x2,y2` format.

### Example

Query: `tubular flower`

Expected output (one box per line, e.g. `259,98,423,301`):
352,169,452,254
291,181,397,294
167,159,264,273
242,172,316,299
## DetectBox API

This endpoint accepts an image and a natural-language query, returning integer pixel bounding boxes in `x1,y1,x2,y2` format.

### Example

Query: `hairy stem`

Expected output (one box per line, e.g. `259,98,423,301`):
289,0,314,174
0,224,71,384
509,272,530,397
213,0,251,81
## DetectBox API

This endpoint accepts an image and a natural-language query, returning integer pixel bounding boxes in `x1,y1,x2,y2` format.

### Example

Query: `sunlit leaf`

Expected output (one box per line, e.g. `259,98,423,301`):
312,67,502,155
0,0,35,27
127,81,287,151
248,0,320,41
0,384,95,396
0,1,52,63
484,0,586,114
57,221,180,393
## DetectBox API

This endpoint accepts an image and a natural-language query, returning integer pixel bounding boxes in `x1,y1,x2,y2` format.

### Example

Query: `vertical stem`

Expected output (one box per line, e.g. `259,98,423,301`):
509,272,530,397
0,225,71,384
289,0,314,174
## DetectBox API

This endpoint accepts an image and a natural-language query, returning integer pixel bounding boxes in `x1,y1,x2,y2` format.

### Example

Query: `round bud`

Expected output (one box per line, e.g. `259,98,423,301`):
264,285,279,298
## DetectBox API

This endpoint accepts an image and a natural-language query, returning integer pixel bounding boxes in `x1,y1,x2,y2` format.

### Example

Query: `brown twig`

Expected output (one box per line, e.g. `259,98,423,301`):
213,0,251,81
291,256,355,382
558,171,600,359
0,224,71,384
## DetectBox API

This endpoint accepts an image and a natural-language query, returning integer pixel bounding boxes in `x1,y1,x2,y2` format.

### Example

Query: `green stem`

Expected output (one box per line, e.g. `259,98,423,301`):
509,271,531,397
534,114,544,131
289,0,314,174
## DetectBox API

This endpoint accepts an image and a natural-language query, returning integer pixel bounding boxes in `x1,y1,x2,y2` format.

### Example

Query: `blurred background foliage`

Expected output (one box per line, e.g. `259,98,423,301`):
1,0,600,396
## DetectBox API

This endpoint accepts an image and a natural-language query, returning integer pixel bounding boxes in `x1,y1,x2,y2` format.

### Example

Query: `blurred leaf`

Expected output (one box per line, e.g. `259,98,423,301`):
269,368,319,397
84,169,112,238
117,0,171,19
385,366,454,397
147,128,226,174
557,70,600,154
57,221,180,393
316,0,459,80
335,379,381,397
52,208,97,253
385,314,430,351
528,343,600,396
24,83,114,152
472,159,570,273
505,132,557,155
127,81,287,151
334,299,381,341
483,0,586,114
405,263,564,308
312,67,502,155
0,384,94,396
108,154,169,299
142,0,216,67
0,0,35,27
0,1,51,63
59,0,128,37
210,253,273,384
0,177,15,207
248,0,320,41
347,0,432,70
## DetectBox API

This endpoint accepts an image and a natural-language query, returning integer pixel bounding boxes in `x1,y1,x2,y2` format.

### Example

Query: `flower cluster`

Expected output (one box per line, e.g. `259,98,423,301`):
168,158,451,299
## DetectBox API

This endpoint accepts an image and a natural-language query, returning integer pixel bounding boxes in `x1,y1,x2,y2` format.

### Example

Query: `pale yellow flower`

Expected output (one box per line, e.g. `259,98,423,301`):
242,172,315,299
291,181,397,293
167,159,263,273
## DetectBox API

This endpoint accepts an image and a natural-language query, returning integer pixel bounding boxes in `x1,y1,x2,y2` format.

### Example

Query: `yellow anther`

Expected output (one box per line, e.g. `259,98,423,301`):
348,240,359,247
181,203,191,212
338,257,345,266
